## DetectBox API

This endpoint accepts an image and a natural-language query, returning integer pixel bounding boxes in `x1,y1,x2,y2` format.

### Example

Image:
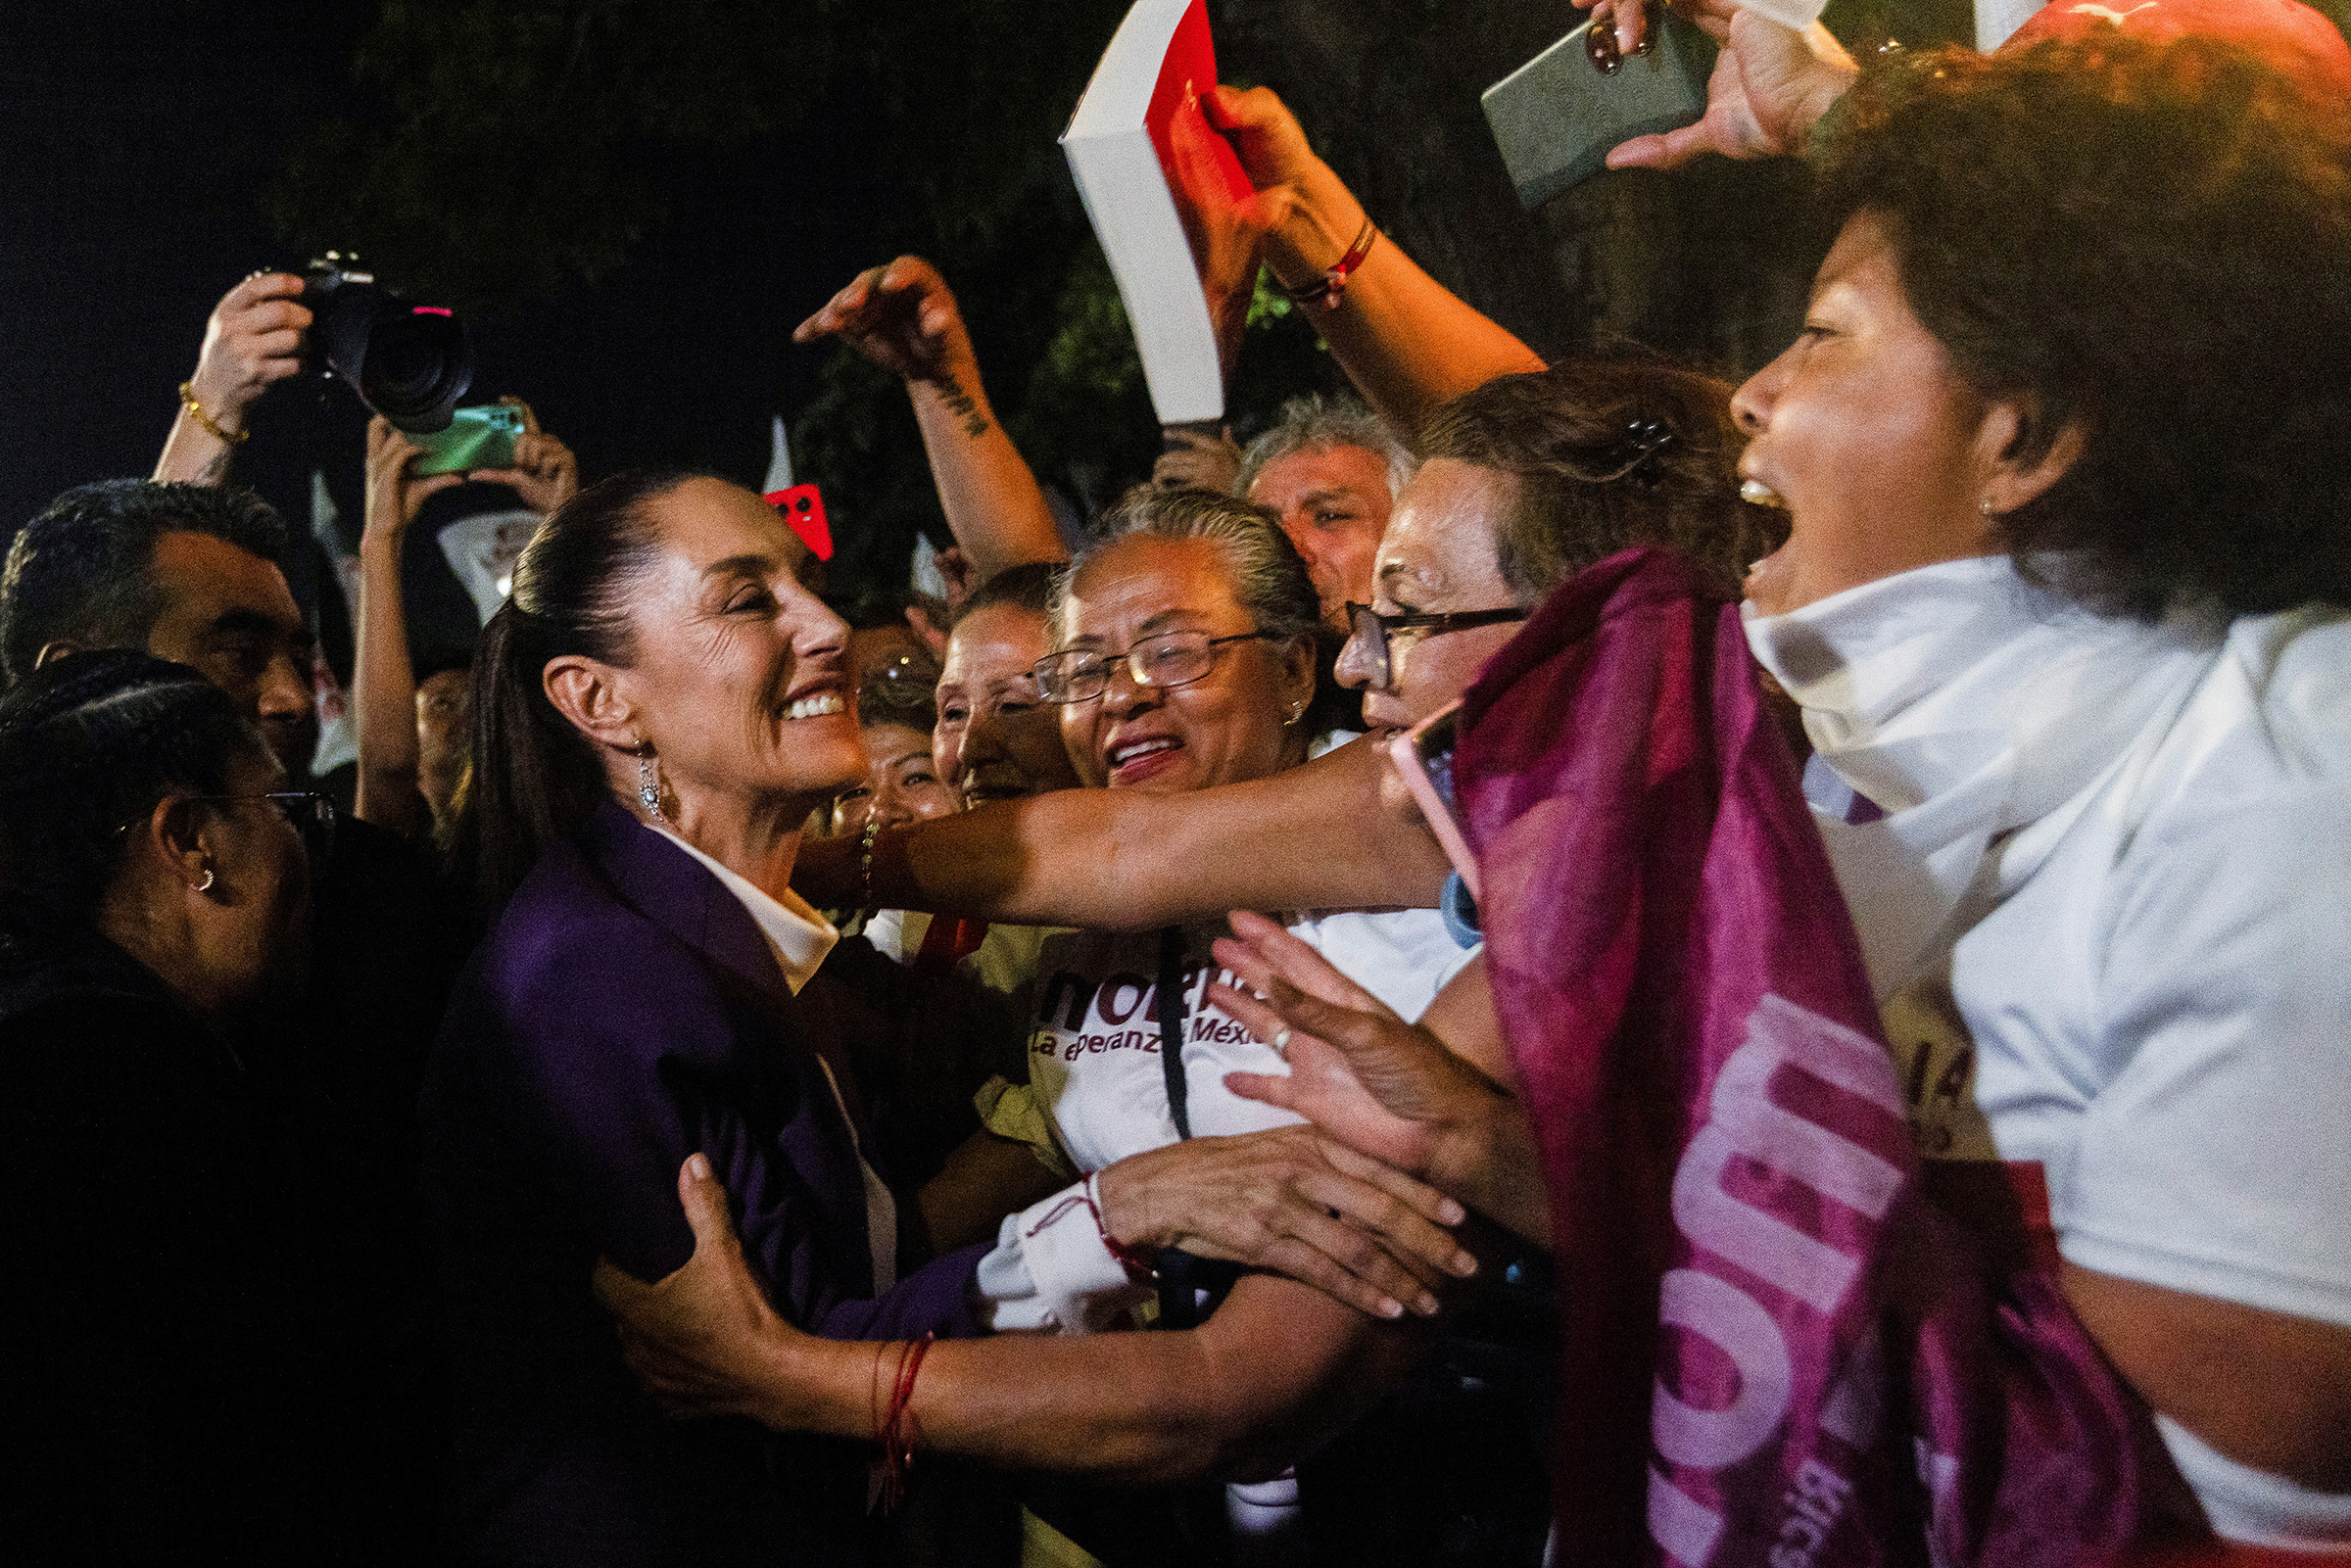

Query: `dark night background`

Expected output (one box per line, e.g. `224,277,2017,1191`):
9,0,2349,677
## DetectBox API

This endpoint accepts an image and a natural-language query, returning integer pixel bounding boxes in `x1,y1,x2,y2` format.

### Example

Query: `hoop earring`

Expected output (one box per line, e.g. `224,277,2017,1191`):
637,748,667,823
195,868,216,894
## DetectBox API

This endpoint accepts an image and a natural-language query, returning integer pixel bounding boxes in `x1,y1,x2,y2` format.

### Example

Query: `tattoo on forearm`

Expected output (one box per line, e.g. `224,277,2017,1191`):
933,375,991,441
195,448,232,484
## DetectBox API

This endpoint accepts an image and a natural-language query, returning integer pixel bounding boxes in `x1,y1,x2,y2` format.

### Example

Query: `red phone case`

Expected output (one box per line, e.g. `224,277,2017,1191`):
765,483,833,560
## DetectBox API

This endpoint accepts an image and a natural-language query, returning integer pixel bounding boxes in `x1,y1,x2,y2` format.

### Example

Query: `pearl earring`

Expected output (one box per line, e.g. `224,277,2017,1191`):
637,748,667,822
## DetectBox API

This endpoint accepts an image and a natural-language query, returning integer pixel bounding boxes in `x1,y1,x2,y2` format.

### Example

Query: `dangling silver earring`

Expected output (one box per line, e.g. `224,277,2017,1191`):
195,868,216,894
637,747,667,823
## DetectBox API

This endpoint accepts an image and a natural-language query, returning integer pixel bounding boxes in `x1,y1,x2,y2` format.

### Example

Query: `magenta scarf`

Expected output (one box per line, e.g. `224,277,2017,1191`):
1453,548,2204,1567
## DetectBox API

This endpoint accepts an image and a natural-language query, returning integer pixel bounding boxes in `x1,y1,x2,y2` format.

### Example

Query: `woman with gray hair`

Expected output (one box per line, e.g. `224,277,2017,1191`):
1235,393,1415,631
598,484,1504,1565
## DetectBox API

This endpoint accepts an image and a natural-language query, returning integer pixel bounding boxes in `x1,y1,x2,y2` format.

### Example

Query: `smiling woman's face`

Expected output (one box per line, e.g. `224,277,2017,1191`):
1054,535,1314,794
597,477,865,817
1731,212,2008,616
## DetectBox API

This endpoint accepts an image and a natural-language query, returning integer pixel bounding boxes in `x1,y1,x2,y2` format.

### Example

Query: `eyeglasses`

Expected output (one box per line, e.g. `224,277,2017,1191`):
1343,603,1530,691
185,791,338,863
1032,630,1280,705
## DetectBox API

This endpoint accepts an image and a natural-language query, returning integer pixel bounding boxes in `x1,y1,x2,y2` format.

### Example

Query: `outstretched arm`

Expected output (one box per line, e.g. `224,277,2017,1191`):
154,273,312,485
795,258,1068,580
1203,86,1546,441
600,1154,1454,1485
792,736,1452,927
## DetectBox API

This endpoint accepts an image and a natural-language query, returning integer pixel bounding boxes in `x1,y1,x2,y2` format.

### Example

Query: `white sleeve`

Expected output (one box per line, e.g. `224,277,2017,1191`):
973,1177,1152,1336
2055,783,2351,1329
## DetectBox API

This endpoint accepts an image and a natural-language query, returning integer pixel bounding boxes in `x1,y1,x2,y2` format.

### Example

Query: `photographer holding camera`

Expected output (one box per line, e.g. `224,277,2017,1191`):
153,272,314,488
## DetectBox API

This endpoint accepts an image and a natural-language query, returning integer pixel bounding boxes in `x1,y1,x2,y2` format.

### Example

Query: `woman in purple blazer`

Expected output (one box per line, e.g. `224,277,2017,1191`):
420,471,998,1566
421,470,1446,1566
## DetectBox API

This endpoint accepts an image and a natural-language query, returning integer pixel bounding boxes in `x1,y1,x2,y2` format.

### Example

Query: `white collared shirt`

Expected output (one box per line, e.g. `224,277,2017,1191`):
655,825,895,1294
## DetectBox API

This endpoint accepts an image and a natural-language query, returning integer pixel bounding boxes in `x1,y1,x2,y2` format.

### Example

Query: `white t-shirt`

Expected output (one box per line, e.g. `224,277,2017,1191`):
1026,910,1477,1176
978,906,1476,1334
1745,556,2351,1547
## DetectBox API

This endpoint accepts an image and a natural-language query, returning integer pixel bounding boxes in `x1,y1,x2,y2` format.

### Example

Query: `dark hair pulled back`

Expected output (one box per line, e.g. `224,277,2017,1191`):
0,649,259,934
1417,361,1779,603
458,469,691,908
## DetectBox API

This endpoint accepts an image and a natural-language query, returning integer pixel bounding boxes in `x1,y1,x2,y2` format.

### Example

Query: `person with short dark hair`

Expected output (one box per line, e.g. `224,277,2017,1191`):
0,650,420,1561
0,478,313,770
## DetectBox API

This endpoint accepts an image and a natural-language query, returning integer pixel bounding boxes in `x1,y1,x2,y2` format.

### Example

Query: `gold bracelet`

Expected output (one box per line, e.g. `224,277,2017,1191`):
176,381,249,446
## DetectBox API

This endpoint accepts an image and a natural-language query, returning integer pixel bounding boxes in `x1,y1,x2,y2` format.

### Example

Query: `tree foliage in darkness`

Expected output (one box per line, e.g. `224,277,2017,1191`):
267,0,2130,592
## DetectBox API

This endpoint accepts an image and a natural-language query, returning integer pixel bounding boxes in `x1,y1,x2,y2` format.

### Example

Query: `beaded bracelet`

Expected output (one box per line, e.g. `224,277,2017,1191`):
857,817,885,913
176,381,249,445
1276,215,1379,311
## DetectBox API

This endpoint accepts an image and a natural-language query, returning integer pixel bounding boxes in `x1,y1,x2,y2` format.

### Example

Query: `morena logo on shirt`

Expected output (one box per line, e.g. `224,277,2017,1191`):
1030,961,1255,1063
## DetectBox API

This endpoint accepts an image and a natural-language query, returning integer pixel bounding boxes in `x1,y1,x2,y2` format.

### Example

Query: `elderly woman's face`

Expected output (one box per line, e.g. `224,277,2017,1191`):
935,602,1079,806
1731,212,2007,616
609,478,863,815
1337,457,1523,736
1055,536,1313,793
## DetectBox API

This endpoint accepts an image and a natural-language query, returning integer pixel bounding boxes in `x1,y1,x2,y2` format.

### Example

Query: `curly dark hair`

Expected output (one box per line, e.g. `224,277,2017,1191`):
1,480,289,688
1416,361,1782,603
1812,34,2351,619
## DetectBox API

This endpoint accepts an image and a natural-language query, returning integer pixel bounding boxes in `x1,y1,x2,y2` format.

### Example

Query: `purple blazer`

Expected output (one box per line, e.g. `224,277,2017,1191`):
420,802,986,1567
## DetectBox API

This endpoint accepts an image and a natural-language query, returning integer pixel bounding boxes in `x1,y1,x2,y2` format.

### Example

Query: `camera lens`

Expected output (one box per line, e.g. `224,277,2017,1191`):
360,306,472,433
303,264,475,434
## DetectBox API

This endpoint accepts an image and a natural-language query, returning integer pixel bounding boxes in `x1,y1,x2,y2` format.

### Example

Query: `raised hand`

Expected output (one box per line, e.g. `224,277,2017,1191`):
1580,0,1859,171
793,257,976,388
466,397,580,516
187,272,312,434
363,415,463,545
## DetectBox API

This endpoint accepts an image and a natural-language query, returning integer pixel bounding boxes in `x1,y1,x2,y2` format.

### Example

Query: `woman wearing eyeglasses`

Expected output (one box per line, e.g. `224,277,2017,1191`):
594,375,1770,1561
0,650,381,1559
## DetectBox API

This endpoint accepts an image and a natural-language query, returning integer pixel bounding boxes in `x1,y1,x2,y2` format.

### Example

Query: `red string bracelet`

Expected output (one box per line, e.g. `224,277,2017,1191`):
1028,1175,1160,1282
1085,1171,1161,1282
1277,214,1378,311
876,1332,934,1511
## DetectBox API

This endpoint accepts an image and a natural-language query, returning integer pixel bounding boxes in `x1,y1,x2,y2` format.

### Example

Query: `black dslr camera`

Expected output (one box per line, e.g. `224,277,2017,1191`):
302,253,474,434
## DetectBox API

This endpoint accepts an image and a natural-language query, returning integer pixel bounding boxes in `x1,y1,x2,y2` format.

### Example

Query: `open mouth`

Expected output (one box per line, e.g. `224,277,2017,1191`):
1105,734,1183,784
782,690,847,721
